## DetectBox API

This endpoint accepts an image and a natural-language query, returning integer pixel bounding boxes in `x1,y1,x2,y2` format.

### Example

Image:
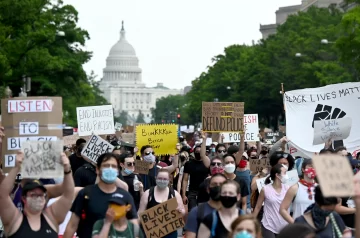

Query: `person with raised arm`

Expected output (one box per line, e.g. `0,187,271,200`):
0,151,74,238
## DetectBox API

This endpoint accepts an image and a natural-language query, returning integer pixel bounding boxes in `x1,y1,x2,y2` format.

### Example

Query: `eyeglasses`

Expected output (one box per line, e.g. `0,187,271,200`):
28,193,46,199
126,162,135,166
145,151,155,155
218,150,226,153
211,162,222,166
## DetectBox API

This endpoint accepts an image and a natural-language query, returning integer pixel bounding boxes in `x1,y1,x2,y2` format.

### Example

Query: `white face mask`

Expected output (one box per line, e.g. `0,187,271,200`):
279,174,289,184
26,197,45,212
224,164,236,174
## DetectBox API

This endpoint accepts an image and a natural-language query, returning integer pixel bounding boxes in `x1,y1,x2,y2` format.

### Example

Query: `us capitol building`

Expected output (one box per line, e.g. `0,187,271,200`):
98,22,183,124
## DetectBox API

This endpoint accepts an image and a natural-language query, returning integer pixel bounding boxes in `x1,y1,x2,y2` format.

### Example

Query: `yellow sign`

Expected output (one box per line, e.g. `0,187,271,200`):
136,124,178,155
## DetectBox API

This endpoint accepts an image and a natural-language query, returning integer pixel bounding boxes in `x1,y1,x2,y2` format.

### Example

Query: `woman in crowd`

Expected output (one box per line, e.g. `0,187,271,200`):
253,164,289,238
280,159,316,223
229,215,262,238
198,180,242,238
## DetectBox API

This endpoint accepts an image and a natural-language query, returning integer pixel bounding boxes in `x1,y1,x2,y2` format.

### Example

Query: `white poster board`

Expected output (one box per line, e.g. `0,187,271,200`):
284,82,360,158
81,134,115,164
21,141,64,178
313,118,352,145
256,170,299,193
222,114,259,142
76,105,115,136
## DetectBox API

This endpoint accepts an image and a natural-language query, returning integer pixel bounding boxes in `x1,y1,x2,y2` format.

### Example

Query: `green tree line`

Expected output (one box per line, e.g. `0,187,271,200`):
153,5,359,129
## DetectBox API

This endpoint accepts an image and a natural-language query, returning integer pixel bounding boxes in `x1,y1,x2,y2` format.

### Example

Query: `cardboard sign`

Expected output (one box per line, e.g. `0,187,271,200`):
121,133,135,144
81,134,114,164
249,159,270,173
139,198,184,238
1,97,63,173
134,160,150,175
313,154,354,197
222,114,259,142
21,141,64,178
136,124,178,155
76,105,115,136
202,102,244,132
313,118,352,145
257,170,299,193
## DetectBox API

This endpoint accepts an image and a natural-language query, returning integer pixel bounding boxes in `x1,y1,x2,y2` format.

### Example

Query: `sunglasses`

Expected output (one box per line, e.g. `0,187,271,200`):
145,151,155,155
275,153,289,159
218,150,226,153
211,162,222,166
126,162,135,166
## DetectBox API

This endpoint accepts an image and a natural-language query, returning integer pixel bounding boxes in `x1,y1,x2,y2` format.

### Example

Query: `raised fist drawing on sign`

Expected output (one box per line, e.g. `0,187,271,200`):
312,104,346,148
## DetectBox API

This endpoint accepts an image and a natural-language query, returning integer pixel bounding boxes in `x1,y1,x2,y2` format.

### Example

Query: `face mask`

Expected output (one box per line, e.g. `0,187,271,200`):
77,147,83,155
144,154,156,163
304,168,316,179
123,168,133,175
180,155,186,162
194,153,201,160
260,150,268,155
101,168,118,184
224,164,236,173
234,231,254,238
279,174,289,184
211,167,224,175
211,148,216,153
250,156,257,160
209,186,221,201
26,197,45,212
156,179,169,189
220,195,238,208
109,203,131,220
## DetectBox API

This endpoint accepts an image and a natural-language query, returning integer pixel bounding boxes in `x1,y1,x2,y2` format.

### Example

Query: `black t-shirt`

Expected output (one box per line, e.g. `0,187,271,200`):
183,160,209,191
71,184,138,238
69,153,85,175
202,211,233,238
233,175,250,198
123,173,143,210
340,197,355,228
139,165,157,191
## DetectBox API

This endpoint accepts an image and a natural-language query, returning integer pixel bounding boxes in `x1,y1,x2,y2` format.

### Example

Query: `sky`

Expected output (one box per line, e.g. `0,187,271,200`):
63,0,301,89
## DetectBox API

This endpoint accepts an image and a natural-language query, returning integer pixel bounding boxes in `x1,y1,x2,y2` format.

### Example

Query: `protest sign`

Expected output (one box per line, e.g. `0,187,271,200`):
1,97,62,172
134,160,150,175
76,105,115,136
313,117,352,145
140,198,184,238
256,170,299,193
136,124,178,155
249,158,270,173
265,132,284,144
21,141,64,178
313,154,354,197
284,82,360,158
202,102,244,132
222,114,259,142
81,134,114,164
115,122,122,131
121,133,135,144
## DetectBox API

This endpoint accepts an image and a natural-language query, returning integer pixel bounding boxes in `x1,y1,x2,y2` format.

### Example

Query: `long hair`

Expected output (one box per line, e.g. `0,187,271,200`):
265,164,283,185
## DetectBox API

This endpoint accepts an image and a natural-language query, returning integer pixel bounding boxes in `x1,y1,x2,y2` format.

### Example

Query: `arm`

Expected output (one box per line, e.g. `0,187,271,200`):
280,184,298,224
335,199,356,215
269,138,286,157
63,188,85,238
47,153,75,225
253,189,265,218
251,175,260,192
138,189,149,216
163,154,179,174
182,173,189,203
197,223,211,238
45,184,64,199
115,177,128,191
92,220,111,238
174,191,186,217
200,133,210,168
177,170,183,194
64,214,80,238
235,134,245,166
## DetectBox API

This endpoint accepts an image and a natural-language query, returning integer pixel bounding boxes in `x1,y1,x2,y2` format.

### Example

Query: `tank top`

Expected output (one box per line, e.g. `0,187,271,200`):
261,184,289,234
146,187,177,238
8,213,57,238
292,182,315,219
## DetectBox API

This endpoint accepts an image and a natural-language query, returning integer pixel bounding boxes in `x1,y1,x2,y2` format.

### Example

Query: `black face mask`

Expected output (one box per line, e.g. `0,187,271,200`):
250,156,257,160
180,155,186,162
77,147,84,155
209,186,221,201
260,150,268,155
220,195,237,208
194,153,201,160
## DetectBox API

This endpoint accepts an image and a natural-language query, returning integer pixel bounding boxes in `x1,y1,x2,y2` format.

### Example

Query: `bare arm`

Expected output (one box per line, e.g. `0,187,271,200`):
253,189,265,218
47,153,75,225
200,134,210,168
177,172,183,194
241,196,247,212
63,214,80,238
182,173,189,198
251,175,260,192
197,223,211,238
115,177,128,191
235,134,245,165
280,184,298,224
138,189,149,215
163,154,179,174
45,183,64,199
175,191,186,217
335,199,356,215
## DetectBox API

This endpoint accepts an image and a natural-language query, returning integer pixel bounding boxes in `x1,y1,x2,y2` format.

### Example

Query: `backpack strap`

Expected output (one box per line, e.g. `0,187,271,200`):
210,210,218,238
148,186,155,205
81,185,93,220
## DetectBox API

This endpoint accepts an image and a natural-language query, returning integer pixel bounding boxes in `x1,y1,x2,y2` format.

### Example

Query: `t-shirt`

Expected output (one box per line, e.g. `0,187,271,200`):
179,166,189,192
340,196,355,228
69,153,86,175
71,184,138,238
92,219,142,238
235,170,251,208
122,173,143,210
184,202,216,234
295,212,346,237
183,160,209,191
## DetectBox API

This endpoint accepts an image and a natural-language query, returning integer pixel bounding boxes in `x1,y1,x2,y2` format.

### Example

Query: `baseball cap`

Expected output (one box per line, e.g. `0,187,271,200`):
108,195,127,206
22,180,47,196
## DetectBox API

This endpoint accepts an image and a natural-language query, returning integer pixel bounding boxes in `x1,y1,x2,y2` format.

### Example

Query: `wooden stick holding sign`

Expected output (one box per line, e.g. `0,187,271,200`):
139,198,184,238
81,134,114,164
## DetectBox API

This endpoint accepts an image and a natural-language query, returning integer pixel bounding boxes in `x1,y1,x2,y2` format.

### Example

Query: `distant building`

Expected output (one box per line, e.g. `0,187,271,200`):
184,86,192,94
260,0,344,39
98,22,183,124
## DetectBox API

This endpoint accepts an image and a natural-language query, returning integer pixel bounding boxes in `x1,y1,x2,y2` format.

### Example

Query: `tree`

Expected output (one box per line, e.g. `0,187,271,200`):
136,110,145,123
0,0,107,126
115,110,129,127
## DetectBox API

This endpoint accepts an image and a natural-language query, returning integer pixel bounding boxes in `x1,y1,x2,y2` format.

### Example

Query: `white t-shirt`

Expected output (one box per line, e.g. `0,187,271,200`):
47,198,74,235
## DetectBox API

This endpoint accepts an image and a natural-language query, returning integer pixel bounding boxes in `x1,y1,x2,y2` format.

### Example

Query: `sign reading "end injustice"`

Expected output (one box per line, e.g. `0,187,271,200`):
202,102,244,132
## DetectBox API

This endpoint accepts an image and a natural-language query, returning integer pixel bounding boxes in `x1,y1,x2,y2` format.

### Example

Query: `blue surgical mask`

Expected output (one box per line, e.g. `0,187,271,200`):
144,154,156,163
211,148,215,153
101,168,118,184
123,168,133,175
234,231,254,238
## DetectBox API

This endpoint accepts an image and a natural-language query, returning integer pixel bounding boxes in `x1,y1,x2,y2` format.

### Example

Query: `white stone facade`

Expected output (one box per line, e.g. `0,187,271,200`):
260,0,344,39
98,22,183,124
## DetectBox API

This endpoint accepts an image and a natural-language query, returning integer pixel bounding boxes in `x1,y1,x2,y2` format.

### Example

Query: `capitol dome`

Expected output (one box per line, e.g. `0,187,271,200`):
109,22,136,56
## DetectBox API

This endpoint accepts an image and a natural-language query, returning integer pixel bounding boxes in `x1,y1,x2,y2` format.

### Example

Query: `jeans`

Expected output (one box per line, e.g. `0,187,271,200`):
187,190,198,212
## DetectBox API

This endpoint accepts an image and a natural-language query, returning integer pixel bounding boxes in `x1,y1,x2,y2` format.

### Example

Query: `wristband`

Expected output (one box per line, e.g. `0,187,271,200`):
64,169,72,175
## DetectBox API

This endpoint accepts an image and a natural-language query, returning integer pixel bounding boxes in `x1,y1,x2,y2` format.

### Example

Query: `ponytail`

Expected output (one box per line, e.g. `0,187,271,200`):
265,164,283,185
264,176,272,185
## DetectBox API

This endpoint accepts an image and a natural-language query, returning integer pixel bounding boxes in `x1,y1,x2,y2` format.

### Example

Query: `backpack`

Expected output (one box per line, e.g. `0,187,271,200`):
80,185,93,220
210,209,243,238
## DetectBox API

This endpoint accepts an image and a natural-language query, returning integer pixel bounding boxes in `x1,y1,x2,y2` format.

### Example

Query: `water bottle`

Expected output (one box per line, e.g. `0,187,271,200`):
133,175,140,191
